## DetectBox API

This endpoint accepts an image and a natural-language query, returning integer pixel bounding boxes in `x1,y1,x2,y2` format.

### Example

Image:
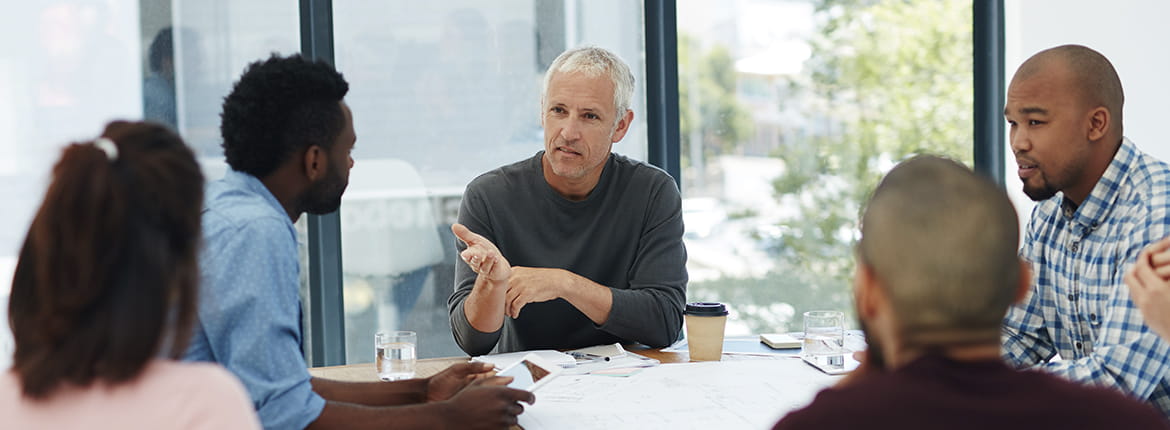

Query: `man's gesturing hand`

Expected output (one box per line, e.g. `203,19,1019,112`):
453,223,511,284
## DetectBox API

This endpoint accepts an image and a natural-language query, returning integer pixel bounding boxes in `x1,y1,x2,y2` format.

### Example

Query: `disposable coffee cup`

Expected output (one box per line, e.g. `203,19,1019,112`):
684,302,729,361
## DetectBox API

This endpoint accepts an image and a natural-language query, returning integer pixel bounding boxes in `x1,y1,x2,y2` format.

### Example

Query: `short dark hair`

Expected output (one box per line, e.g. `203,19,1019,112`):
9,121,204,399
1015,44,1125,138
220,53,349,178
858,155,1020,345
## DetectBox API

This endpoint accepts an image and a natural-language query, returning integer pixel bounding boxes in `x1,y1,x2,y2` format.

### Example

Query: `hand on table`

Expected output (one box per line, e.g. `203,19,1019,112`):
442,376,535,429
1126,236,1170,340
425,361,496,402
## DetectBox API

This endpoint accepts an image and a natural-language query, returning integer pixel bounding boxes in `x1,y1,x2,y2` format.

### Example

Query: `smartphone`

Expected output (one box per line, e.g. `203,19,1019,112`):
496,353,563,392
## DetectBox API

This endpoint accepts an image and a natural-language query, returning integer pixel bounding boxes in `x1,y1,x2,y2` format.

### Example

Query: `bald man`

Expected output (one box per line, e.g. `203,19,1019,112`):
1002,44,1170,416
773,156,1168,429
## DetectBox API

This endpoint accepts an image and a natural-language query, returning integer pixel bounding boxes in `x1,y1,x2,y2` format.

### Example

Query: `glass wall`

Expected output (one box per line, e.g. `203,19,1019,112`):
1,0,992,367
0,0,145,370
333,1,649,360
1003,0,1170,222
0,0,299,369
677,0,974,334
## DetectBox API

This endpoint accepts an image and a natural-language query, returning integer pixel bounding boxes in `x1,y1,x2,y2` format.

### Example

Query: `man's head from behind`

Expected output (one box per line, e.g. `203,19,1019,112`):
220,53,354,214
855,156,1027,366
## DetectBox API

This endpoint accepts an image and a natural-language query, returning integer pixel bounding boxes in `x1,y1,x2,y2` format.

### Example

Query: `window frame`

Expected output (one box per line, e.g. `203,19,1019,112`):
296,0,1004,365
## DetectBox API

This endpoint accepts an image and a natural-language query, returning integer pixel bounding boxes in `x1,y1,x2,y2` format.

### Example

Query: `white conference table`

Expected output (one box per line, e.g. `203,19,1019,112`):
310,338,843,430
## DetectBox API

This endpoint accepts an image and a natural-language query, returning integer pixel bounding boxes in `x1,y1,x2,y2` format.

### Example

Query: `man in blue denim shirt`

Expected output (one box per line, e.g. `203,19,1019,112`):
1001,45,1170,417
184,54,532,430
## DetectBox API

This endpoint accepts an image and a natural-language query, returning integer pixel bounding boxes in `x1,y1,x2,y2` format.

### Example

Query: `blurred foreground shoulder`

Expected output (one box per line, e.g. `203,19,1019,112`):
154,361,262,430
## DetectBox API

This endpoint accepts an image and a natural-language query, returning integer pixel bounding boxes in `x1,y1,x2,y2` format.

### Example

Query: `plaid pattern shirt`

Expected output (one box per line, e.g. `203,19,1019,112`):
1003,138,1170,417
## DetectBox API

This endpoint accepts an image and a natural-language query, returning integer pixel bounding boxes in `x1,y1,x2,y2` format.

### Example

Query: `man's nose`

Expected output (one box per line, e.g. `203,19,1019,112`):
1009,128,1029,154
560,119,582,141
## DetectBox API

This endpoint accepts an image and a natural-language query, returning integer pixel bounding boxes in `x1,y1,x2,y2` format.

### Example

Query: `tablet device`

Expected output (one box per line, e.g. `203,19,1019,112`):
497,352,563,392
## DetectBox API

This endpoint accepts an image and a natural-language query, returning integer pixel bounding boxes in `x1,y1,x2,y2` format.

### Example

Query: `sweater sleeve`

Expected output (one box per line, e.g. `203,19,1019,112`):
597,176,687,348
448,182,503,356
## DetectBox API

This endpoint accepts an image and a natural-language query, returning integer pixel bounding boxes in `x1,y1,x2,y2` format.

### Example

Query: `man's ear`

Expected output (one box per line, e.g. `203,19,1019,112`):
303,145,327,181
854,262,883,320
610,109,634,143
1086,106,1110,142
1014,259,1033,304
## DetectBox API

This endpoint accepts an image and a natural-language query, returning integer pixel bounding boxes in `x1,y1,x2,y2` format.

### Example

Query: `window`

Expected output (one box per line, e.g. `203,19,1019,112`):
1,0,991,368
332,1,649,360
0,1,146,369
677,0,974,334
0,0,299,369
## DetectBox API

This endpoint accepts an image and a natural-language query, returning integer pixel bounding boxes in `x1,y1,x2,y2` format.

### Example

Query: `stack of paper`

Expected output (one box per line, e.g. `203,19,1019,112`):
472,350,577,369
563,343,659,376
473,344,660,376
567,343,627,360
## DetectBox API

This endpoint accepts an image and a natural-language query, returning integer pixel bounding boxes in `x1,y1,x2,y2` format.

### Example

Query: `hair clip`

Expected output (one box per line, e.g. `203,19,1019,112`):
93,137,119,161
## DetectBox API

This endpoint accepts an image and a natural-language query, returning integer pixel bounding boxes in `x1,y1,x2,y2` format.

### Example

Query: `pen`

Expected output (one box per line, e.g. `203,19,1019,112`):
569,351,610,361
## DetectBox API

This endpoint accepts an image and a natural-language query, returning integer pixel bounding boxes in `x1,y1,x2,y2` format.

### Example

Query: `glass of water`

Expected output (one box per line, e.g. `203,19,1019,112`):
802,310,845,357
375,330,416,381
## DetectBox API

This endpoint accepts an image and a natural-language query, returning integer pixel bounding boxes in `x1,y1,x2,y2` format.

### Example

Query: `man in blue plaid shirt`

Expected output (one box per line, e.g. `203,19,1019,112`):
1001,44,1170,417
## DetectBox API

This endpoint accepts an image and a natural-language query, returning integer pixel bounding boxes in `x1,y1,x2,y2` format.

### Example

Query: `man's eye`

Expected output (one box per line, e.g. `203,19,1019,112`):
1028,120,1044,126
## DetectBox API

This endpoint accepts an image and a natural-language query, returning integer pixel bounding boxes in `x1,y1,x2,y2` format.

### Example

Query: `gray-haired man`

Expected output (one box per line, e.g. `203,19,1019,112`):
448,46,687,356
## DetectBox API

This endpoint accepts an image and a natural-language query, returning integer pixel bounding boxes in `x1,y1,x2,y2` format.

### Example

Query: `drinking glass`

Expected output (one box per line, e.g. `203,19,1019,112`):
802,311,845,357
375,330,416,381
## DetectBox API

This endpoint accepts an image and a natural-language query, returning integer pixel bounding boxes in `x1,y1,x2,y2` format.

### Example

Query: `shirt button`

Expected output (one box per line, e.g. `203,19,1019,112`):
1068,294,1076,301
1071,241,1080,253
1076,342,1083,350
1090,313,1097,321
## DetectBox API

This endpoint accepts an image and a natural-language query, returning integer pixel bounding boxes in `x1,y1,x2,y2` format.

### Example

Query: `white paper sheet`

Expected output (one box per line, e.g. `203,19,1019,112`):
518,358,838,430
472,350,577,369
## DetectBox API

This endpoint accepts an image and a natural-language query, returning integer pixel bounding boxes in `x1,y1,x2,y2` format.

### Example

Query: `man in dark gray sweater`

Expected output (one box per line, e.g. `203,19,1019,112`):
447,46,688,356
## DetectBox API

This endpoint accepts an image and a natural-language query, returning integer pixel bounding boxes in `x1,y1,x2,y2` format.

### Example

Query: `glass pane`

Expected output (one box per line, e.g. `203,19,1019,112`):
164,0,304,356
0,0,300,369
0,0,145,370
678,0,974,334
1003,0,1170,221
333,1,648,360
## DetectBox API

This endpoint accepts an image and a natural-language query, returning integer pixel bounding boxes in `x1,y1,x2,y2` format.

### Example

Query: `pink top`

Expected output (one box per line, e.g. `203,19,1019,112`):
1,360,261,430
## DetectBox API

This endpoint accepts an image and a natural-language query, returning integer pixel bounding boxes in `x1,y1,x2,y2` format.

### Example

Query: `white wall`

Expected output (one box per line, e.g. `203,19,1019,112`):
1003,0,1170,217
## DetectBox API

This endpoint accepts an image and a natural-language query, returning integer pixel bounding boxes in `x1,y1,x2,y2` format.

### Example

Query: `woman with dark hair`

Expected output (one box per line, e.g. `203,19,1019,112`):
0,121,259,429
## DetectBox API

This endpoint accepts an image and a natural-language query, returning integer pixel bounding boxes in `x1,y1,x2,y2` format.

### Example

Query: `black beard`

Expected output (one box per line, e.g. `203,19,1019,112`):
299,168,347,215
1023,182,1058,202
